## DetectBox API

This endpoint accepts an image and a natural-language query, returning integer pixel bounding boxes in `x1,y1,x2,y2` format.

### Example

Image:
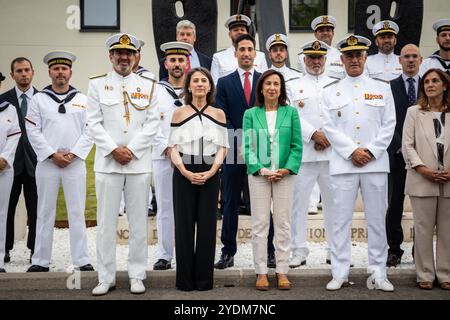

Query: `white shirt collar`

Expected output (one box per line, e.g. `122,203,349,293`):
15,86,34,100
238,67,254,78
401,73,419,83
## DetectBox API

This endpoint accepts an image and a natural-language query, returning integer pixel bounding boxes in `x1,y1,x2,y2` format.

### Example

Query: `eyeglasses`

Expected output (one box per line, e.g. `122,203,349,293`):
58,104,66,114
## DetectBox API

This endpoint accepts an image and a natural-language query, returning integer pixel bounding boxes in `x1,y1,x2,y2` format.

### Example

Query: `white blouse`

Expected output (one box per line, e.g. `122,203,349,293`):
266,110,277,171
169,105,229,156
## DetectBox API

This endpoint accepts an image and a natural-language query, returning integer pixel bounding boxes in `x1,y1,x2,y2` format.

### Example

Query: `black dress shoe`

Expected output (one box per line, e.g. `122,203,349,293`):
267,253,276,268
27,265,49,272
77,264,95,271
386,253,401,267
153,259,171,270
4,251,10,263
214,254,234,269
0,268,6,273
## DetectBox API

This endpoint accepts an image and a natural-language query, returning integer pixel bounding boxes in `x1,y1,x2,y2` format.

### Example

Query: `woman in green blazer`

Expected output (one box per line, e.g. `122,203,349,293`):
243,69,302,291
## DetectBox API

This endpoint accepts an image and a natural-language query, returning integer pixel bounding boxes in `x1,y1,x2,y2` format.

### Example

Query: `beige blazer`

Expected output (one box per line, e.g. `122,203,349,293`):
402,105,450,197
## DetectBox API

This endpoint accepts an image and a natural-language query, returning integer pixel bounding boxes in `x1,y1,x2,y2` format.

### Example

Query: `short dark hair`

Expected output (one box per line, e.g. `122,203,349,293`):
182,67,216,106
255,69,287,107
233,34,256,49
10,57,33,73
417,68,450,112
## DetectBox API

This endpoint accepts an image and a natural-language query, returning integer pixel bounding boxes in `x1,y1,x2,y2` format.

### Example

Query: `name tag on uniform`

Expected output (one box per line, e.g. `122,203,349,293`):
364,93,383,100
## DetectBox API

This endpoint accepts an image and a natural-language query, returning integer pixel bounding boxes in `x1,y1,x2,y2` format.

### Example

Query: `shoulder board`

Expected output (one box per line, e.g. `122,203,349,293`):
373,78,390,84
0,100,10,111
323,79,340,89
328,75,341,80
288,67,302,73
139,74,156,82
216,49,226,53
89,73,107,79
285,77,300,83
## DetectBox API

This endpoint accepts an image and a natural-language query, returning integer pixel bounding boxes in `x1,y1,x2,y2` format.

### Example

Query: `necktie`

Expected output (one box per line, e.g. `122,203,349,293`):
20,93,28,117
244,71,251,106
185,54,191,73
406,77,416,107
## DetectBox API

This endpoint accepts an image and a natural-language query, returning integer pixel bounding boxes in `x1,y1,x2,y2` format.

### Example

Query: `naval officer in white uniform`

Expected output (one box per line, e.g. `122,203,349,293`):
286,40,336,267
266,33,302,82
0,101,21,273
322,35,396,292
87,33,160,295
151,41,191,271
210,14,267,84
297,15,345,80
25,51,94,272
365,20,402,82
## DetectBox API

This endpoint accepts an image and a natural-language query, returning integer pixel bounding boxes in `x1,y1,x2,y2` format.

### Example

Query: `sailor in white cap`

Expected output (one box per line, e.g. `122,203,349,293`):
420,19,450,76
87,33,160,296
286,40,336,268
322,35,396,292
151,41,191,272
365,20,402,82
210,14,267,84
0,100,21,273
266,33,302,82
25,51,94,273
133,39,156,79
297,15,345,80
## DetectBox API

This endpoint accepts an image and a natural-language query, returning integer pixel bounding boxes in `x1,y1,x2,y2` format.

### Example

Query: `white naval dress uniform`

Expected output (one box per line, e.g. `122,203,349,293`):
151,82,183,262
25,87,93,268
322,74,396,280
365,52,402,82
210,46,268,84
0,102,21,269
286,73,336,261
419,51,450,76
297,46,345,79
87,70,159,284
270,65,302,82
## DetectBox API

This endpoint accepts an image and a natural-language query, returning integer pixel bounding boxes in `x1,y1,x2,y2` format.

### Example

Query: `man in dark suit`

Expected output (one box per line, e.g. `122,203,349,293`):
159,19,212,80
214,34,275,269
0,57,38,263
386,44,422,267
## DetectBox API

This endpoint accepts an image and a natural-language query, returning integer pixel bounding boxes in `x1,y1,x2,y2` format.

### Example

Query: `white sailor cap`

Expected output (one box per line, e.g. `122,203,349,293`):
43,51,76,68
105,33,139,52
433,19,450,35
300,40,329,55
160,41,193,56
336,35,371,52
372,20,399,36
225,14,251,30
265,33,289,51
311,15,336,31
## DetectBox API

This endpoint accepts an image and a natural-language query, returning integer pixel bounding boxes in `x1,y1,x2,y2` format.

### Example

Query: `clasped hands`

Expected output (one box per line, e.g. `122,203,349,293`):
0,157,7,171
351,148,373,167
312,130,330,151
182,169,215,185
415,166,450,183
259,167,289,182
112,146,133,165
51,152,76,168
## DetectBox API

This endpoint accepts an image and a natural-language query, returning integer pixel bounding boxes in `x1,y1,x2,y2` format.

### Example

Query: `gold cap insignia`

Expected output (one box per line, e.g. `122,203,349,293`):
347,36,358,46
275,34,281,41
383,21,390,29
312,41,321,51
322,16,329,24
119,35,131,46
236,14,241,21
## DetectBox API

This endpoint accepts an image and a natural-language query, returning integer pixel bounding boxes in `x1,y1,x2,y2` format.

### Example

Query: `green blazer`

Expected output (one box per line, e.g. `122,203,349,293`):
243,105,302,175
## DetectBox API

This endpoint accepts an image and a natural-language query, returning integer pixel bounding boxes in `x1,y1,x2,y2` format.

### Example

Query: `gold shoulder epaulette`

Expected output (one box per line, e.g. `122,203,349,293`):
89,73,107,79
323,79,340,89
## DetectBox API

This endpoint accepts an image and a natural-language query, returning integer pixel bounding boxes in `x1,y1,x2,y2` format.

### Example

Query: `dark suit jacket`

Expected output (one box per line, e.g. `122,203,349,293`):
387,75,420,169
159,49,212,80
0,87,38,177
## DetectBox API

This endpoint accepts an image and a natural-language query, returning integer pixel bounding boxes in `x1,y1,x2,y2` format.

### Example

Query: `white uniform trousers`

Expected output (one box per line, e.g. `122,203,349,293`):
152,159,174,261
291,161,334,259
248,175,295,275
308,182,320,212
0,170,14,268
32,159,90,267
95,172,150,284
330,172,388,280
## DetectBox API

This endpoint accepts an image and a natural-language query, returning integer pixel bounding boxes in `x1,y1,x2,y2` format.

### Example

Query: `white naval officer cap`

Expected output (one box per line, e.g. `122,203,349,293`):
105,33,139,52
43,51,76,68
300,40,329,55
372,20,399,36
224,14,251,30
336,35,371,52
160,41,193,56
265,33,289,51
433,19,450,35
311,15,336,31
